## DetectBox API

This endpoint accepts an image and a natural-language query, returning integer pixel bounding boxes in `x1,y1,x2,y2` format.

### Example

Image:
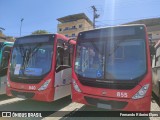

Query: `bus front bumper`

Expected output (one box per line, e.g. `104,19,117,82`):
72,91,151,111
6,87,54,102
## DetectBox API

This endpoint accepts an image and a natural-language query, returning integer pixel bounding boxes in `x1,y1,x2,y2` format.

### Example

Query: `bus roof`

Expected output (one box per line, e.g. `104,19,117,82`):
78,24,146,34
15,34,76,45
77,24,146,40
16,34,55,39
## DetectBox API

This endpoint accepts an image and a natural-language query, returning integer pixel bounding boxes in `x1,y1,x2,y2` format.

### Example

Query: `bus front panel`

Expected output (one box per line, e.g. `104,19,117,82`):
72,25,152,111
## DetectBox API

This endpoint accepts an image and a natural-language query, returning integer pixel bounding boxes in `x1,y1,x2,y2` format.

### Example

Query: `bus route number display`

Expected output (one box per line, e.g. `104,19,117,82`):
117,92,128,98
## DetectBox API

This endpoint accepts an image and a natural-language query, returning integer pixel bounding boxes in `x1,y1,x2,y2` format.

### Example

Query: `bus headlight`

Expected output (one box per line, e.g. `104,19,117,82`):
7,81,10,87
72,79,81,93
7,77,10,87
38,79,51,91
132,84,149,99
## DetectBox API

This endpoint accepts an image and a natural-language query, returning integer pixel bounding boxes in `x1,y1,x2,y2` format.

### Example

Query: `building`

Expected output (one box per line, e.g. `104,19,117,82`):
0,31,15,42
124,18,160,43
57,13,93,38
0,30,6,42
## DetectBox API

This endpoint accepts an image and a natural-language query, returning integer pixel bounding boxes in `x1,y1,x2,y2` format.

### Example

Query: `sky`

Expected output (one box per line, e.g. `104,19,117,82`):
0,0,160,37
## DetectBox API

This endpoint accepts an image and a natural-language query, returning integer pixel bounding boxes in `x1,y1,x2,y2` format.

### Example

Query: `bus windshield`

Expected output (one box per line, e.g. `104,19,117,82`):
10,37,54,78
75,26,147,81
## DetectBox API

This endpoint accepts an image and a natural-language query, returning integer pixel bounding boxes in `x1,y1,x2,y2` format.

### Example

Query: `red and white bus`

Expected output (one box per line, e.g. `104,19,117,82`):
6,34,76,102
72,24,152,111
152,40,160,103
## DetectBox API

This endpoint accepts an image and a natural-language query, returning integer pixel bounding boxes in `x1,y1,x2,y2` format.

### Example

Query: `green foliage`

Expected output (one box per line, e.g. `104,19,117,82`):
32,30,49,35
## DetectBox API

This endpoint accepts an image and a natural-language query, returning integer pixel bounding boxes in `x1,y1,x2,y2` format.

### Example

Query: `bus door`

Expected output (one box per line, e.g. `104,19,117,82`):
0,44,13,94
0,44,12,74
54,39,72,100
152,44,160,100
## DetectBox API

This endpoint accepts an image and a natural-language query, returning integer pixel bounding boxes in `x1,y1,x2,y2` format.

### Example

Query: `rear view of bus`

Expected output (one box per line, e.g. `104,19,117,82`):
72,25,152,111
7,34,75,102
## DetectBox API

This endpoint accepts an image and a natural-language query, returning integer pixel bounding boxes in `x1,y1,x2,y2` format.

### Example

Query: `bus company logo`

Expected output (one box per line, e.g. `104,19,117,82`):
102,91,107,95
2,112,11,117
29,86,36,90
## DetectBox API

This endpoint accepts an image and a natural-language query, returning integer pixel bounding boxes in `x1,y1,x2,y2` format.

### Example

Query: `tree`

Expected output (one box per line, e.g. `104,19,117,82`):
32,30,49,35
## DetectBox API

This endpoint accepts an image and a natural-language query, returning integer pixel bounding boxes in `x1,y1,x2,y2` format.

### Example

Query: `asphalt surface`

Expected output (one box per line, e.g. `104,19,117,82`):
0,94,159,120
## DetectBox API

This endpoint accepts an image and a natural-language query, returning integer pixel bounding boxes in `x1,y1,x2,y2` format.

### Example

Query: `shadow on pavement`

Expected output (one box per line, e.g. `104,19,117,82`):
152,92,160,106
0,94,13,101
61,105,150,120
0,96,72,111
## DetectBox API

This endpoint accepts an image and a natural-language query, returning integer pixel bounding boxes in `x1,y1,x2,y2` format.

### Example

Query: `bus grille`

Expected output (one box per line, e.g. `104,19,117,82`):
84,96,128,109
80,80,136,90
11,90,35,99
10,78,41,84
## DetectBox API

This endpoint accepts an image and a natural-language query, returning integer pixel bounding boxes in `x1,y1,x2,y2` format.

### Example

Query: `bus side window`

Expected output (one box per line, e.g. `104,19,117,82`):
56,39,71,72
0,45,12,76
2,46,12,68
63,42,71,66
155,47,160,67
69,45,73,66
56,47,64,68
150,43,156,66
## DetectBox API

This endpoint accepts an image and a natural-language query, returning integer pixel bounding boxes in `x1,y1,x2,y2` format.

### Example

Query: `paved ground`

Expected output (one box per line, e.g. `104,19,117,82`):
0,94,159,120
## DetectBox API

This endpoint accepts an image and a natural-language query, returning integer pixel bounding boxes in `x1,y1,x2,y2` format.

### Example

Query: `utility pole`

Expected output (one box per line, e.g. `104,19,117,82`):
91,6,100,28
20,18,24,36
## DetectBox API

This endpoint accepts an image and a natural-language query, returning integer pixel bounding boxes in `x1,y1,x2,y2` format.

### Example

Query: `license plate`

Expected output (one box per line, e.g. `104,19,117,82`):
17,95,26,99
97,103,111,109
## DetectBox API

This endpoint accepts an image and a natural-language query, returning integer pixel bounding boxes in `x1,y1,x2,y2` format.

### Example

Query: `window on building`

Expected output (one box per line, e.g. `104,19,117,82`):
72,26,76,29
64,27,69,31
59,28,62,32
79,24,83,28
72,33,76,37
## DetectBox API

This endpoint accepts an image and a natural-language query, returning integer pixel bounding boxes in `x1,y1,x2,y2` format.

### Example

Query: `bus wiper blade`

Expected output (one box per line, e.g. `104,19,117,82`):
29,43,42,58
18,76,29,79
23,43,42,69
